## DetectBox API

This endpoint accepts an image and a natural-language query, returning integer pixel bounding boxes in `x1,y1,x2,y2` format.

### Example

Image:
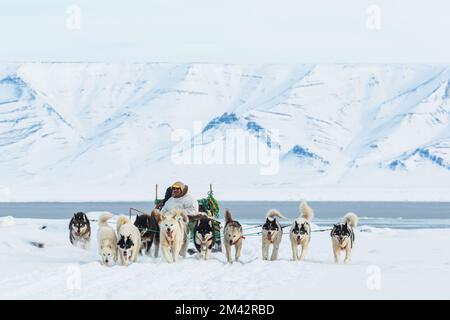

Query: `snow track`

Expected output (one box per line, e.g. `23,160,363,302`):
1,215,449,299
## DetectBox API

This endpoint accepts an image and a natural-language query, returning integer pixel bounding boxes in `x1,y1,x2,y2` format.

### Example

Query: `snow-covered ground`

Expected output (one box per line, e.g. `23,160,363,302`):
1,213,449,299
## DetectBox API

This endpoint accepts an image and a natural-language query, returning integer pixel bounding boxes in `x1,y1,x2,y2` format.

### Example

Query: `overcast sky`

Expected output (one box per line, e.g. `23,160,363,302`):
1,0,450,63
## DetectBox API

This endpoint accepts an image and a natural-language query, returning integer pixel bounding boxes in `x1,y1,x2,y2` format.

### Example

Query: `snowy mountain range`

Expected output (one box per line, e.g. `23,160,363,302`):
1,63,450,201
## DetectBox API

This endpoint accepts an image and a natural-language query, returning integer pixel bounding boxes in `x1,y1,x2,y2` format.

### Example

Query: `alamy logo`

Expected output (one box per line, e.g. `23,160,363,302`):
66,5,81,30
170,121,280,175
66,264,81,290
0,186,11,202
366,5,382,30
366,265,382,290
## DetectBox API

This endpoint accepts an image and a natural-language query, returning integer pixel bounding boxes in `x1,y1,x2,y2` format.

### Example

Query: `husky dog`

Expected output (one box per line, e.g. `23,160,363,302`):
154,209,189,263
116,215,141,266
134,211,160,258
330,213,358,264
97,212,117,266
223,209,244,264
262,209,286,261
193,217,215,260
289,201,314,261
69,212,91,249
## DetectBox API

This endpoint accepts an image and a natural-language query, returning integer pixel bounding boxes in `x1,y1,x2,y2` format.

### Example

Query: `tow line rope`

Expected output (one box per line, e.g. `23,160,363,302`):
89,218,331,238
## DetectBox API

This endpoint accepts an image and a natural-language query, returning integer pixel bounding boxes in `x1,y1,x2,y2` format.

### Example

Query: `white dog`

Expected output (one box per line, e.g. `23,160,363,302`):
155,209,189,264
289,201,314,261
262,209,287,261
116,215,141,266
330,213,358,264
97,212,117,266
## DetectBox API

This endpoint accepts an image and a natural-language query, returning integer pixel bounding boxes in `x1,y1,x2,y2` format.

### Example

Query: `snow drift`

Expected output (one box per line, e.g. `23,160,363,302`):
0,215,449,299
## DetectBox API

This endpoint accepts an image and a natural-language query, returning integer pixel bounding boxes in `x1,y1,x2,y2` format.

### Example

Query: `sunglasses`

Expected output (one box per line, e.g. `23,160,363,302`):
172,187,181,191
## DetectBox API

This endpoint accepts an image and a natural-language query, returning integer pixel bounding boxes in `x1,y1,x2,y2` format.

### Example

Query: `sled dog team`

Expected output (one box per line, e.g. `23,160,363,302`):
69,201,358,266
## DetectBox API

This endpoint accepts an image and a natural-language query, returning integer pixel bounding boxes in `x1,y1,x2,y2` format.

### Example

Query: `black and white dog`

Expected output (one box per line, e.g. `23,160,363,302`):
69,212,91,249
262,209,286,261
116,215,141,266
134,211,160,258
289,201,314,261
193,217,215,260
330,213,358,264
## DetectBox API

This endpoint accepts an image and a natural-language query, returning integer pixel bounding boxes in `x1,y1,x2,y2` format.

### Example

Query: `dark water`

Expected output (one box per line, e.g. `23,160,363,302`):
1,201,450,229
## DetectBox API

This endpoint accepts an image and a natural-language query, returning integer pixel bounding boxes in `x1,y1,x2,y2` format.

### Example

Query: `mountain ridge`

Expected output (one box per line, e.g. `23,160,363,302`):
1,63,449,201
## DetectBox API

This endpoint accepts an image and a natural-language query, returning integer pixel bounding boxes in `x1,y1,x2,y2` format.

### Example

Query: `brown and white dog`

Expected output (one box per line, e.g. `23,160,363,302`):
154,209,189,263
289,201,314,261
330,213,358,264
223,209,244,264
262,209,287,261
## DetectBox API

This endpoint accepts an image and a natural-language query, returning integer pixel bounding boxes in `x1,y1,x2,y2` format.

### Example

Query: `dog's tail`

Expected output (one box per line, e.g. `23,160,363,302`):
299,201,314,222
224,208,233,224
266,209,287,220
116,215,130,233
342,212,358,228
98,212,114,227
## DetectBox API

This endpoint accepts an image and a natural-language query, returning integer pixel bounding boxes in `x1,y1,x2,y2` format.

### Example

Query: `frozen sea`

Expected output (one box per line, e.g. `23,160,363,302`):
1,201,450,229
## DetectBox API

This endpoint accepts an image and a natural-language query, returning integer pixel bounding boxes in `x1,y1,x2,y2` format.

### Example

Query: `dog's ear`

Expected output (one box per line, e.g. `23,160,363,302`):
157,214,165,223
176,211,189,223
151,209,164,223
82,213,89,222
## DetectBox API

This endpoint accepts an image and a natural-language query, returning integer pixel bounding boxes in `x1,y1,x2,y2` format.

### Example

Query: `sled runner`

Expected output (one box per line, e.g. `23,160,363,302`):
154,184,222,252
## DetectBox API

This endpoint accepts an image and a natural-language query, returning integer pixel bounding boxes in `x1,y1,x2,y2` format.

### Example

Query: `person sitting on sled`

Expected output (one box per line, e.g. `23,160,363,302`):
159,181,205,219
